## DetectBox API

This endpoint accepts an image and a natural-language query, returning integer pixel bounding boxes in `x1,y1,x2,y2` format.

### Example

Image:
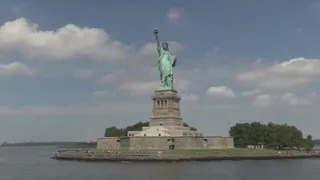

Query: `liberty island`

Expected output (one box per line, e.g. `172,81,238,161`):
52,29,320,162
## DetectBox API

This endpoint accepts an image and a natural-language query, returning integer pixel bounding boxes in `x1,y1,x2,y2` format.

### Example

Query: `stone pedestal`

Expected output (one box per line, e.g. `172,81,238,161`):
150,89,183,127
148,89,201,136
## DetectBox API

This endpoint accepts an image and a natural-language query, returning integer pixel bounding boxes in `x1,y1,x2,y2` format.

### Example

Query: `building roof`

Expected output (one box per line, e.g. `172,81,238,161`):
135,126,172,137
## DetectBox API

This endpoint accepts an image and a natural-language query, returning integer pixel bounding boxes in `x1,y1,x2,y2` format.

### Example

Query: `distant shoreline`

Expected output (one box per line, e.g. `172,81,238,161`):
1,142,97,147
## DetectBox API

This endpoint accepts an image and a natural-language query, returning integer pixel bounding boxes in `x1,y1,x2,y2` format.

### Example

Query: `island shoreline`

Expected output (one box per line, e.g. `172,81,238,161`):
52,153,320,162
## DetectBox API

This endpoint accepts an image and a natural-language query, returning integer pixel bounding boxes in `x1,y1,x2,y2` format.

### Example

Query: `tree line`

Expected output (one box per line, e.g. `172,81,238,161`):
1,141,97,147
104,121,197,137
229,122,314,150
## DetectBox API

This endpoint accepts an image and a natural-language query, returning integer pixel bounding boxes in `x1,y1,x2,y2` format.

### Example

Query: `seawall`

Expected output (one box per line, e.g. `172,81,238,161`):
52,151,320,162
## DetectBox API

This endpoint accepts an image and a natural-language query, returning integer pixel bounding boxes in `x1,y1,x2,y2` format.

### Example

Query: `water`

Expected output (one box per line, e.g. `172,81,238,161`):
1,146,320,180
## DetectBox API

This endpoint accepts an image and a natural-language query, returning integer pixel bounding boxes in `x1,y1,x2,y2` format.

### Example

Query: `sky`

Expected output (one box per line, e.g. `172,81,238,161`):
0,0,320,142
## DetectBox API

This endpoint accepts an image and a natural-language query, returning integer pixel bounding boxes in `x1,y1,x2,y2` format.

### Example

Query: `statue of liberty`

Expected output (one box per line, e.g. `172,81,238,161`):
153,28,177,91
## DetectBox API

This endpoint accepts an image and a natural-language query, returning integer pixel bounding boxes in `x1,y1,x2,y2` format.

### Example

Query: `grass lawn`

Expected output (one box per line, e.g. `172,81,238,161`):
166,148,280,155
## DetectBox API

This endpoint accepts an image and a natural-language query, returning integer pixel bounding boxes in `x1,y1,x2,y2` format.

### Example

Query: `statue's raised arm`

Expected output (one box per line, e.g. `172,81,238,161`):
154,28,161,55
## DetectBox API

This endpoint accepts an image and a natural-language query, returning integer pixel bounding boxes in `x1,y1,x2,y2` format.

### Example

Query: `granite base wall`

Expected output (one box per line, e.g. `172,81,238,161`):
119,137,130,149
96,137,120,150
205,136,234,149
125,137,170,150
174,137,205,149
97,136,234,150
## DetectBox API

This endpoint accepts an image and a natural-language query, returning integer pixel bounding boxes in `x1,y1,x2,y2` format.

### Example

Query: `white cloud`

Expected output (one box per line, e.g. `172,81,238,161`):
253,92,314,107
206,86,236,98
166,8,182,21
281,93,312,106
238,57,320,89
0,18,130,61
92,91,110,99
0,61,36,77
139,41,183,57
241,88,263,96
253,94,272,107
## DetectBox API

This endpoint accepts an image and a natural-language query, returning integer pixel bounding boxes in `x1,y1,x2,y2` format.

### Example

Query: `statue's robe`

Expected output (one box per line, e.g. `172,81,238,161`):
157,46,177,87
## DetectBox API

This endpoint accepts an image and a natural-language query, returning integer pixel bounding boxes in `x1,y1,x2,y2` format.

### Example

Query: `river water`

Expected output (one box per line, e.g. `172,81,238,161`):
0,146,320,180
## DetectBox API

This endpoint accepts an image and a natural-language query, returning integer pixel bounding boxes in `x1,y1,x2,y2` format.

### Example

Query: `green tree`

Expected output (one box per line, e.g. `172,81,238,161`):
183,122,197,131
229,122,311,149
104,126,124,137
303,135,314,150
229,123,252,146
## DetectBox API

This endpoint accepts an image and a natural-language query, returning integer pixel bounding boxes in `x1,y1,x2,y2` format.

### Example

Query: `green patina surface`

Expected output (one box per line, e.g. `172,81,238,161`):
153,28,177,91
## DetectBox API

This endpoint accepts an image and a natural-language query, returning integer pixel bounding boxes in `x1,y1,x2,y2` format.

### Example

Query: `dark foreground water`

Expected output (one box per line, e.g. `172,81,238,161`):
1,146,320,180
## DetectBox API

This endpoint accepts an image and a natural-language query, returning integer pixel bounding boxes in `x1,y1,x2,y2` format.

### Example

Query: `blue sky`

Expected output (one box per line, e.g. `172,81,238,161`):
0,0,320,142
